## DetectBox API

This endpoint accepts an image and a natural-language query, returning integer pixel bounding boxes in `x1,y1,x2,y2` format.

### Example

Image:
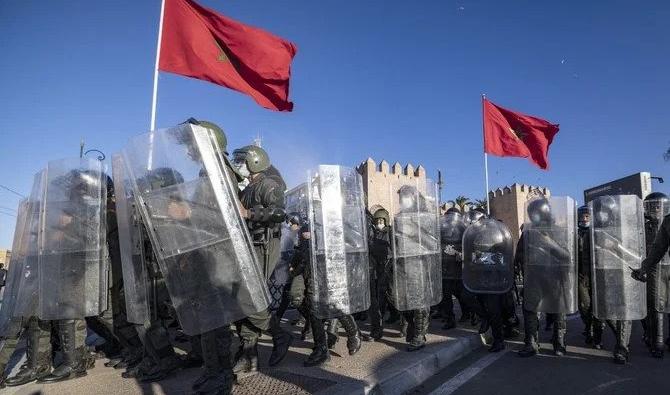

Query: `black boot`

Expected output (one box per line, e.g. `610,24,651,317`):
5,329,52,386
553,318,567,356
489,341,505,353
370,324,384,341
193,328,235,394
268,315,293,367
339,315,362,355
326,319,339,349
592,320,604,350
613,321,631,365
232,341,258,374
38,321,89,383
651,313,664,358
304,346,330,367
407,310,428,352
442,315,456,330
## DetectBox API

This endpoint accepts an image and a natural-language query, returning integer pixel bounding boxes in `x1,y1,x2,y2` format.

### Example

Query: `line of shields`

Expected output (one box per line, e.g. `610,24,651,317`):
0,122,656,345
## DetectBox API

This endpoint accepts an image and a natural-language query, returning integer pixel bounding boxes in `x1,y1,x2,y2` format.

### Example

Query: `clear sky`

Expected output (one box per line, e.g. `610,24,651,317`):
0,0,668,247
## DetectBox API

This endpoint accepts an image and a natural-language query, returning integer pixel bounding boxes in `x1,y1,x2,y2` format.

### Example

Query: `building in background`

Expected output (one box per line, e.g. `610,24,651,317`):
489,184,551,246
583,172,653,203
357,158,431,215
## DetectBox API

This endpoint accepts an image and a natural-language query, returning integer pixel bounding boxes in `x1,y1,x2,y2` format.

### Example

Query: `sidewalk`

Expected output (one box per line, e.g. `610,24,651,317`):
2,313,483,395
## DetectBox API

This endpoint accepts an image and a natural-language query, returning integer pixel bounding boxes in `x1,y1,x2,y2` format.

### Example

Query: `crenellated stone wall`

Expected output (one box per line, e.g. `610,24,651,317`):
489,184,550,245
356,158,431,215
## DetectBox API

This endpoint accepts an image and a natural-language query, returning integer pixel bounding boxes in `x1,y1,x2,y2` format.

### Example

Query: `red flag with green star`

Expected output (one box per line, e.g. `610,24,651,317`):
159,0,297,111
483,98,560,170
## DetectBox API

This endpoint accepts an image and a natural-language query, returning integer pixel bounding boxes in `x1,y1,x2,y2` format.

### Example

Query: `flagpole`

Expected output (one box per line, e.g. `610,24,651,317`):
148,0,166,170
482,94,491,215
150,0,166,131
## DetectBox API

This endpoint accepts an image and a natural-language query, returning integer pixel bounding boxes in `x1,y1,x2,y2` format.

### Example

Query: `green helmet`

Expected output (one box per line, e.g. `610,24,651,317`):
185,118,227,153
372,208,390,225
232,145,271,174
198,120,227,153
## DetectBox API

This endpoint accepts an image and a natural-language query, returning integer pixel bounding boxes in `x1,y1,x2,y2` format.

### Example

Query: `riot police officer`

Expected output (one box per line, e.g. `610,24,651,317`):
632,192,670,358
518,198,576,357
592,196,646,364
390,185,442,352
440,208,474,330
576,205,604,349
368,208,392,340
231,145,293,373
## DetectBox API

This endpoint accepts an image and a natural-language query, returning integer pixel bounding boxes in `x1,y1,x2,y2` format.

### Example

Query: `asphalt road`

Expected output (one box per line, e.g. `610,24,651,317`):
410,314,670,395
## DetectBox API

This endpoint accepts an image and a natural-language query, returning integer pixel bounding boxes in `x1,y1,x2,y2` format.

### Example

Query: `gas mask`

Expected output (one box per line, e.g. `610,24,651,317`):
235,162,251,179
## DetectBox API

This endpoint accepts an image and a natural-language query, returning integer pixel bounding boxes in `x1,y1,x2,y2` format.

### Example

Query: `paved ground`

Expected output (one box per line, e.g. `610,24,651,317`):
410,313,670,395
0,310,483,395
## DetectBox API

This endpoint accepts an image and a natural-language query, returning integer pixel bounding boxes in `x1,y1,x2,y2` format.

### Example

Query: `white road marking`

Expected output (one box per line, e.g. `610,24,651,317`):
427,350,509,395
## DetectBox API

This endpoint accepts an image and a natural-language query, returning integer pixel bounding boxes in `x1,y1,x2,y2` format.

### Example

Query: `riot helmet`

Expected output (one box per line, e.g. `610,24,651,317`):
372,208,390,230
527,198,553,227
464,209,486,225
644,192,669,220
232,145,271,178
446,207,461,215
138,167,185,192
184,118,227,154
577,205,590,228
398,185,418,211
592,195,618,227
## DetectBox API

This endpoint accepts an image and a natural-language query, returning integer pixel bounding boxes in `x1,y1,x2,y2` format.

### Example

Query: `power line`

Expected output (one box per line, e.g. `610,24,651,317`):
0,211,17,218
0,184,26,198
0,205,17,212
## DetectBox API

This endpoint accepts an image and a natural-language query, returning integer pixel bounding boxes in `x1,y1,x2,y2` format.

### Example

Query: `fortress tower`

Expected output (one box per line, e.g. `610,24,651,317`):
356,158,430,215
489,184,550,245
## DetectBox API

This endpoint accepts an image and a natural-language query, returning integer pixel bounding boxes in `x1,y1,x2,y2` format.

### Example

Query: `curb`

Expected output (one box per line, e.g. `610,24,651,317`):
324,333,483,395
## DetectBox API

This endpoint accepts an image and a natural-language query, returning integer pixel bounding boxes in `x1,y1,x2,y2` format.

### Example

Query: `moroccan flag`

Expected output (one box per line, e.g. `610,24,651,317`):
159,0,297,111
483,98,560,170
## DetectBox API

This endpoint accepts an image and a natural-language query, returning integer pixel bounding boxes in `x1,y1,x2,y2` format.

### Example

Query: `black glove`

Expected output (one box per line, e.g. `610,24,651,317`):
630,267,647,283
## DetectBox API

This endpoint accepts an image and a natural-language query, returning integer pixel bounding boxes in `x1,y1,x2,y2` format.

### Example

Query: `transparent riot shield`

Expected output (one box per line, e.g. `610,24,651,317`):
285,183,309,221
389,179,442,311
112,154,150,325
13,171,45,322
522,196,578,314
441,212,467,280
647,199,670,313
462,219,514,294
307,165,370,318
38,158,107,320
0,199,29,336
123,123,270,335
271,183,308,290
590,195,646,320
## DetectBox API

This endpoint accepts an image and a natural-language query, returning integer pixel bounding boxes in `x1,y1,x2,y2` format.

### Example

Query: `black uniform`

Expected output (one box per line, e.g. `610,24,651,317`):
577,225,604,348
640,214,670,353
234,170,292,372
368,224,392,339
517,233,568,356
